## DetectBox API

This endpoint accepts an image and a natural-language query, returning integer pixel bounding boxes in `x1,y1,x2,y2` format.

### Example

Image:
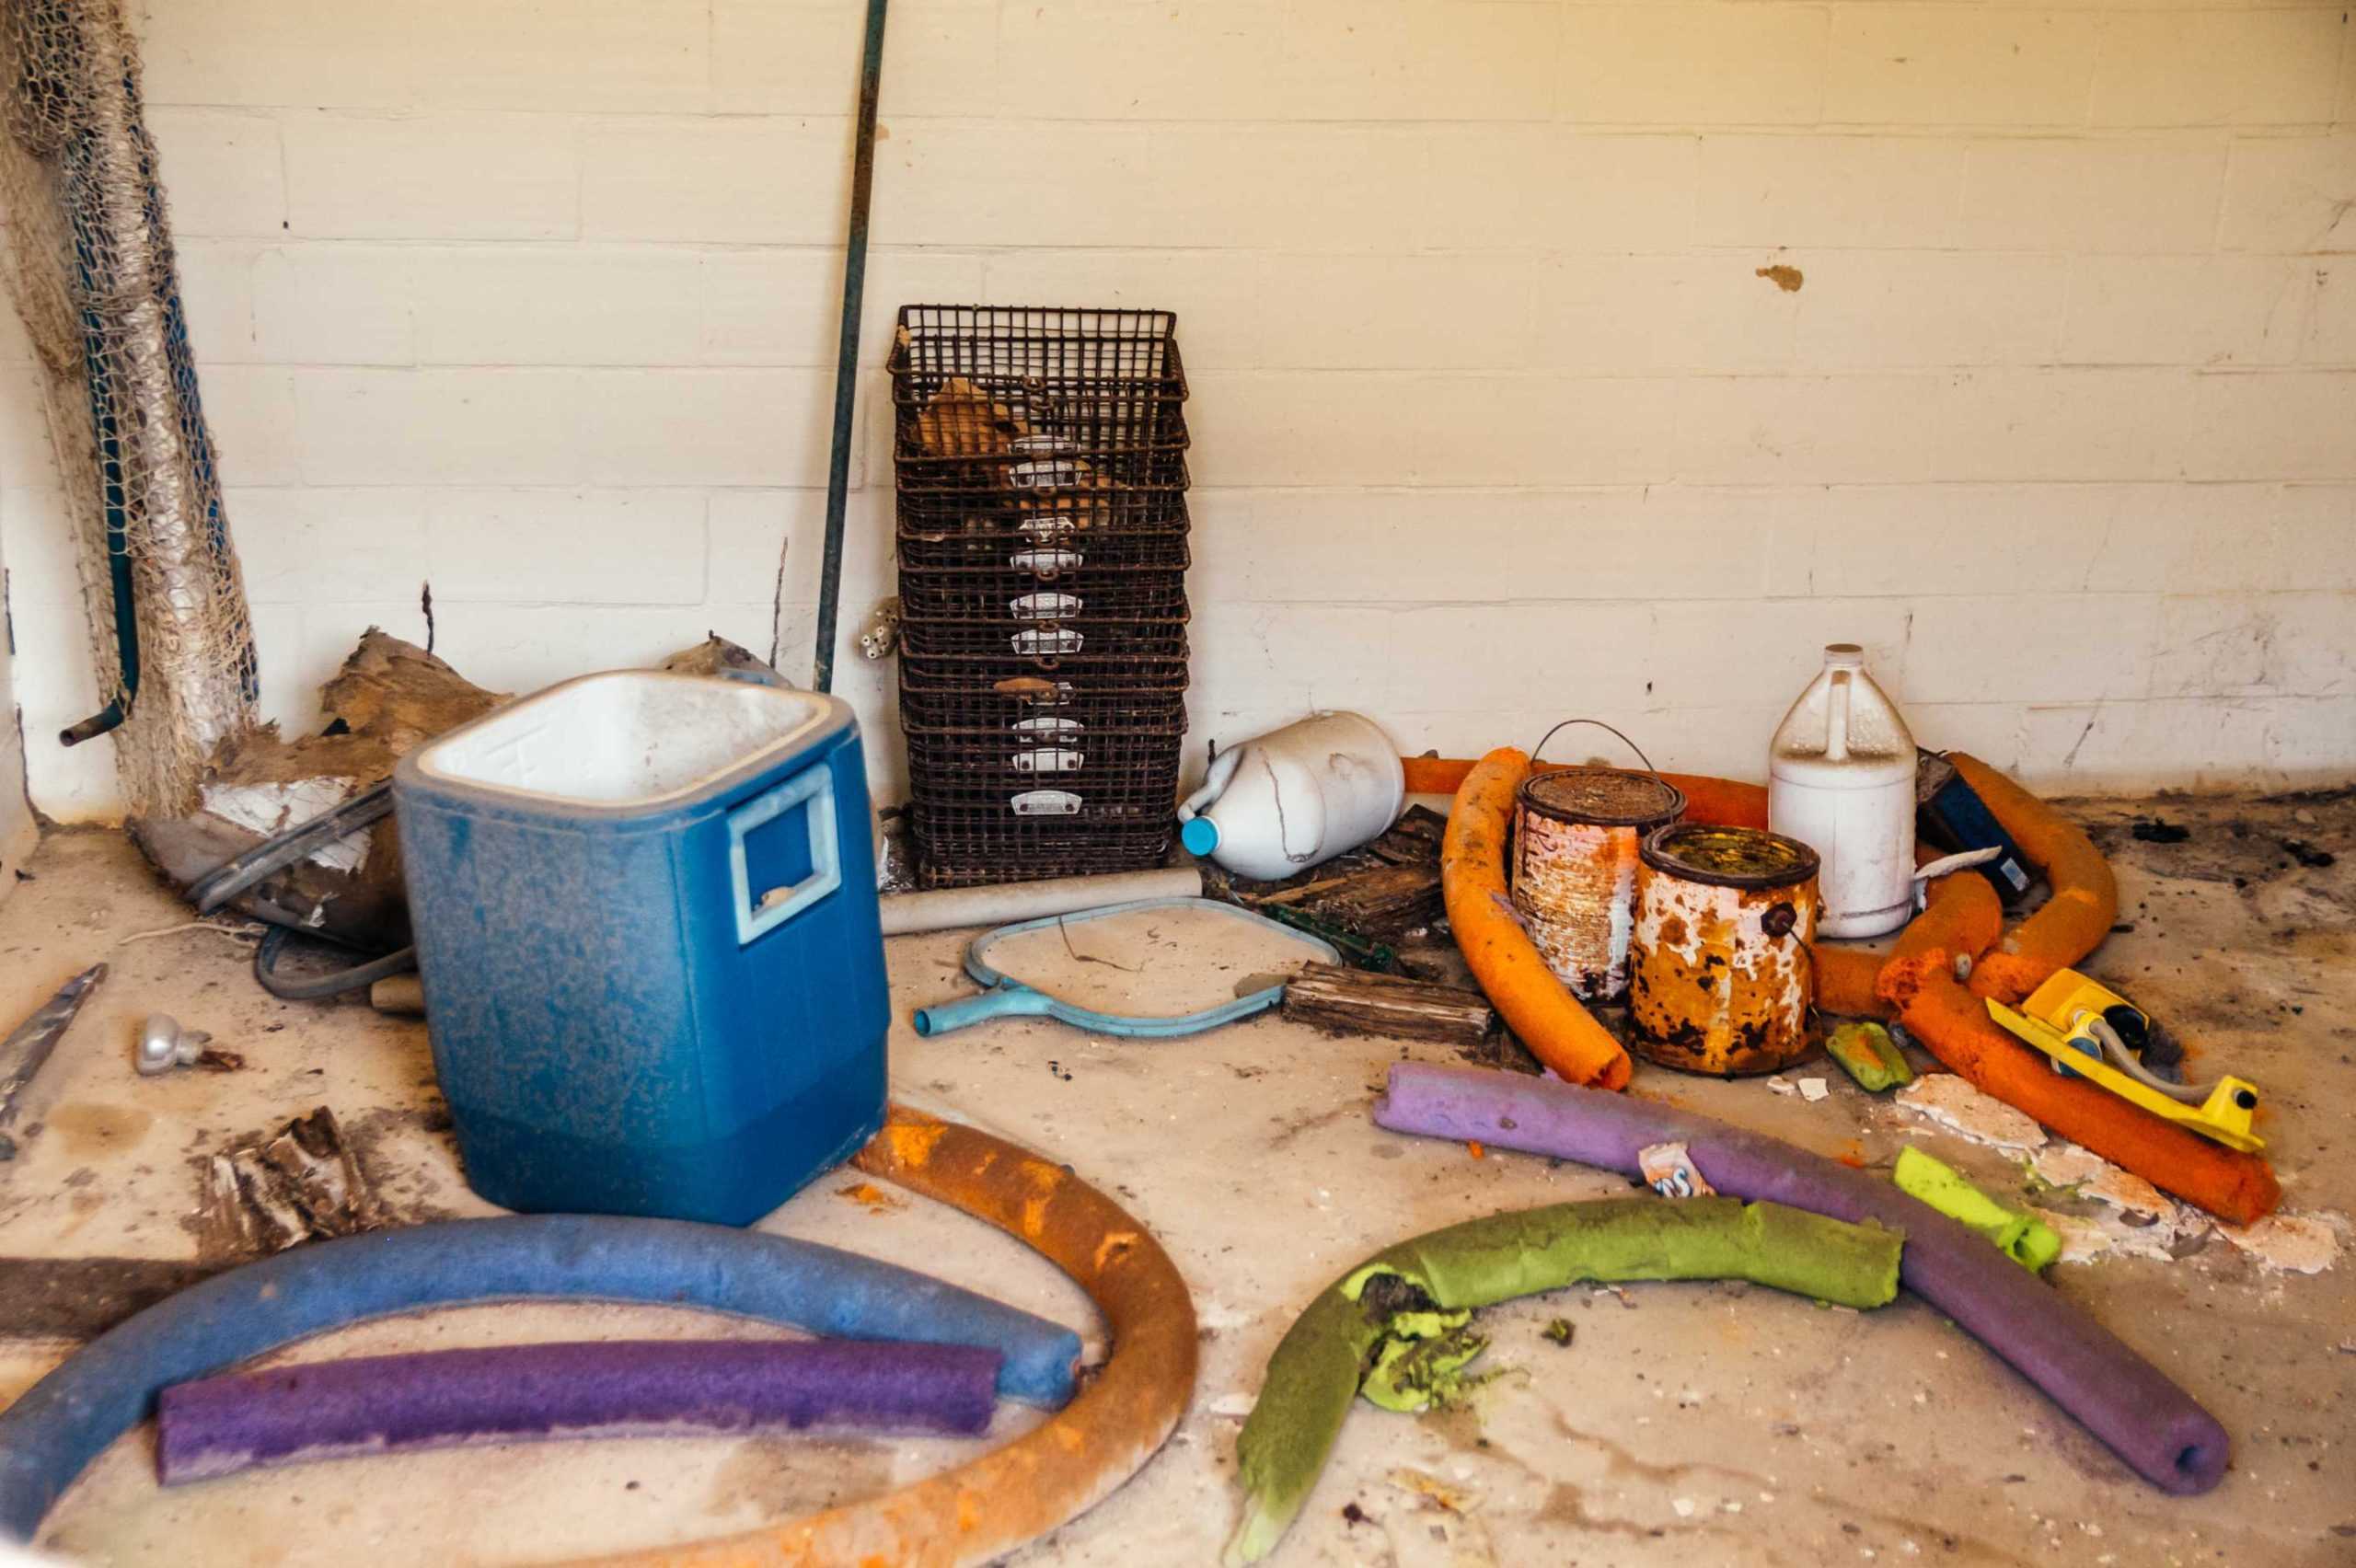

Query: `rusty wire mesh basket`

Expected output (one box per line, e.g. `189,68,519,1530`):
900,649,1192,688
895,487,1192,571
899,682,1189,734
898,569,1191,625
894,304,1191,887
889,305,1188,494
907,822,1182,889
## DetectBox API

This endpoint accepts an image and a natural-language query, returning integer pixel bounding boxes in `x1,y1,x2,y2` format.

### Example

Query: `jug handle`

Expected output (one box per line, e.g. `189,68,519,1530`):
1826,670,1852,764
1179,745,1244,823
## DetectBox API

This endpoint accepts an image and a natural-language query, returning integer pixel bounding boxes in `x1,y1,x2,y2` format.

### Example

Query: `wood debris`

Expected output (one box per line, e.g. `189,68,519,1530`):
1248,862,1441,940
1284,963,1496,1048
1368,804,1447,867
197,1106,381,1261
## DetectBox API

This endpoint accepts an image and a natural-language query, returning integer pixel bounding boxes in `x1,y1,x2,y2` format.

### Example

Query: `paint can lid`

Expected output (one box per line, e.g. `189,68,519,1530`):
1641,823,1820,889
1518,767,1686,829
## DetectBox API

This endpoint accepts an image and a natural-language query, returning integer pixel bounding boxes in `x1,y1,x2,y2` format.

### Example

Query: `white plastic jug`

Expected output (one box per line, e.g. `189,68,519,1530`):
1768,644,1917,939
1178,712,1403,882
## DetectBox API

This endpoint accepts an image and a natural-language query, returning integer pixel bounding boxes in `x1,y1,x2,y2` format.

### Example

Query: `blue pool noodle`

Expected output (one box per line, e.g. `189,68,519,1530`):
0,1215,1082,1541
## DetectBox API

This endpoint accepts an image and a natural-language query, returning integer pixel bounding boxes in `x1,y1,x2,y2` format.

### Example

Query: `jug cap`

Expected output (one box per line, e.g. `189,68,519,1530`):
1181,816,1221,857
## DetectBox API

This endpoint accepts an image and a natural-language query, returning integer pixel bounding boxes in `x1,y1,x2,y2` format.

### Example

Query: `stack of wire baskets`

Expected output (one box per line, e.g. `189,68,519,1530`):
890,305,1192,888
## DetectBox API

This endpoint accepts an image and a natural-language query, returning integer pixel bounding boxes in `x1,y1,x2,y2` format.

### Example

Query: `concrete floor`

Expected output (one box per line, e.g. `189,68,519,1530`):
0,790,2350,1567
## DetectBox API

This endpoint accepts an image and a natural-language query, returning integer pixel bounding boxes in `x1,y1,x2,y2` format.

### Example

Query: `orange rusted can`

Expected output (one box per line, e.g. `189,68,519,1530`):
1510,768,1685,1001
1629,823,1820,1077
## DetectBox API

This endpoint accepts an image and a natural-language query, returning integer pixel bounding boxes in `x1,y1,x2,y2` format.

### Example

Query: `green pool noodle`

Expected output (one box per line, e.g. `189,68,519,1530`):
1225,1196,1903,1564
1893,1147,2060,1274
1828,1020,1914,1093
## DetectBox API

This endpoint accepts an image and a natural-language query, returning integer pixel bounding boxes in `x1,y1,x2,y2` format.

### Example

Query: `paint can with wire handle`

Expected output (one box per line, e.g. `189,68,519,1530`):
1630,824,1820,1076
1511,767,1685,1001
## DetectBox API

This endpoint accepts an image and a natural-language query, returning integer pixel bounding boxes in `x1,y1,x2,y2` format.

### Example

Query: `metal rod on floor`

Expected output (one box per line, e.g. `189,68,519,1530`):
811,0,889,695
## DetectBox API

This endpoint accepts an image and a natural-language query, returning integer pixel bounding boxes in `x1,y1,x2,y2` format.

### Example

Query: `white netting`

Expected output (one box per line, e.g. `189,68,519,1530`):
0,0,257,813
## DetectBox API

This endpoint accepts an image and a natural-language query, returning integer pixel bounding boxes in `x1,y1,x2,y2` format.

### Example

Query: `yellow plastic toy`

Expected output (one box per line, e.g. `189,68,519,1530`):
1984,970,2263,1154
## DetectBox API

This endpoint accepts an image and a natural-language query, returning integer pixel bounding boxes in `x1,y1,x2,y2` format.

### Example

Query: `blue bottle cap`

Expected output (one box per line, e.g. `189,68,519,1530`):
1181,816,1220,857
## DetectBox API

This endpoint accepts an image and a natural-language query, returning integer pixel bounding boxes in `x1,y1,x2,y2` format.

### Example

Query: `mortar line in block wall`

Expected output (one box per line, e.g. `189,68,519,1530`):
157,101,2356,135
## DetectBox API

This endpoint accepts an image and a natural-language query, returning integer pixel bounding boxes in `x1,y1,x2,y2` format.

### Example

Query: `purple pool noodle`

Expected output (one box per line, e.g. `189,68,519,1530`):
1374,1062,2228,1495
156,1338,1001,1485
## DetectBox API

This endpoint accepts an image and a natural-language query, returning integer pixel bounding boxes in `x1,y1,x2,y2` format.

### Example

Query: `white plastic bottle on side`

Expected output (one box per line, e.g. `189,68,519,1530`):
1178,712,1404,883
1768,644,1917,939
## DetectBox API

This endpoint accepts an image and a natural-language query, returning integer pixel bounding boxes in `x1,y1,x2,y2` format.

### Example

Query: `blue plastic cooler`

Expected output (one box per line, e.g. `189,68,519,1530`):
392,672,887,1224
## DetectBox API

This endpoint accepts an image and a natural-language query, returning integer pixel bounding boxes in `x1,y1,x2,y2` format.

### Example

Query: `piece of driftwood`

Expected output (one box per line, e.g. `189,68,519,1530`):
197,1107,381,1261
1283,963,1496,1047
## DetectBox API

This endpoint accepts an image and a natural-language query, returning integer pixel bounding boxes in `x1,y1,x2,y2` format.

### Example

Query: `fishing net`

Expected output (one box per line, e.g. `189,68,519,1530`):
0,0,257,813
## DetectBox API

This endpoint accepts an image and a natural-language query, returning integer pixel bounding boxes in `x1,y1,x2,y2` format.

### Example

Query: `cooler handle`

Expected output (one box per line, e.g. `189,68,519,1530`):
727,765,842,947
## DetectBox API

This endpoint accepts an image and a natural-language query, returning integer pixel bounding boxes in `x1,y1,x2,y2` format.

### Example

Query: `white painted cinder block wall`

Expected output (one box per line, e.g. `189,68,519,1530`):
1,1,2351,822
0,514,33,879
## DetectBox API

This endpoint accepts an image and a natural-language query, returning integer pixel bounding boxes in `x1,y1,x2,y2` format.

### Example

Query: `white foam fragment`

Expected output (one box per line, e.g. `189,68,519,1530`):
1797,1078,1830,1102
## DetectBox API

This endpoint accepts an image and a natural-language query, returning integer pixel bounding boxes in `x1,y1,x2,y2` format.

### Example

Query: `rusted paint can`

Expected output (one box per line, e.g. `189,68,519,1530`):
1629,823,1820,1077
1510,768,1686,1001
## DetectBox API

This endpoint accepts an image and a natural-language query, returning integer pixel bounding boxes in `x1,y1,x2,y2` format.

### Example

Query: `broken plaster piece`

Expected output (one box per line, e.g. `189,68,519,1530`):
1766,1076,1796,1097
2031,1208,2182,1267
2031,1143,2176,1220
2022,1140,2217,1264
1797,1078,1830,1103
1895,1074,2047,1155
2216,1212,2342,1275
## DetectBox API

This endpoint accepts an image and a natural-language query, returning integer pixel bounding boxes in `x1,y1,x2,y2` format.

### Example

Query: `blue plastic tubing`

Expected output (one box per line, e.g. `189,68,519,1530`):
0,1216,1082,1542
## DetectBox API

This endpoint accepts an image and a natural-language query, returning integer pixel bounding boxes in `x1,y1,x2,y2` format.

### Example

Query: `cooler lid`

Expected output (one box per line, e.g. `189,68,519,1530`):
399,671,849,813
